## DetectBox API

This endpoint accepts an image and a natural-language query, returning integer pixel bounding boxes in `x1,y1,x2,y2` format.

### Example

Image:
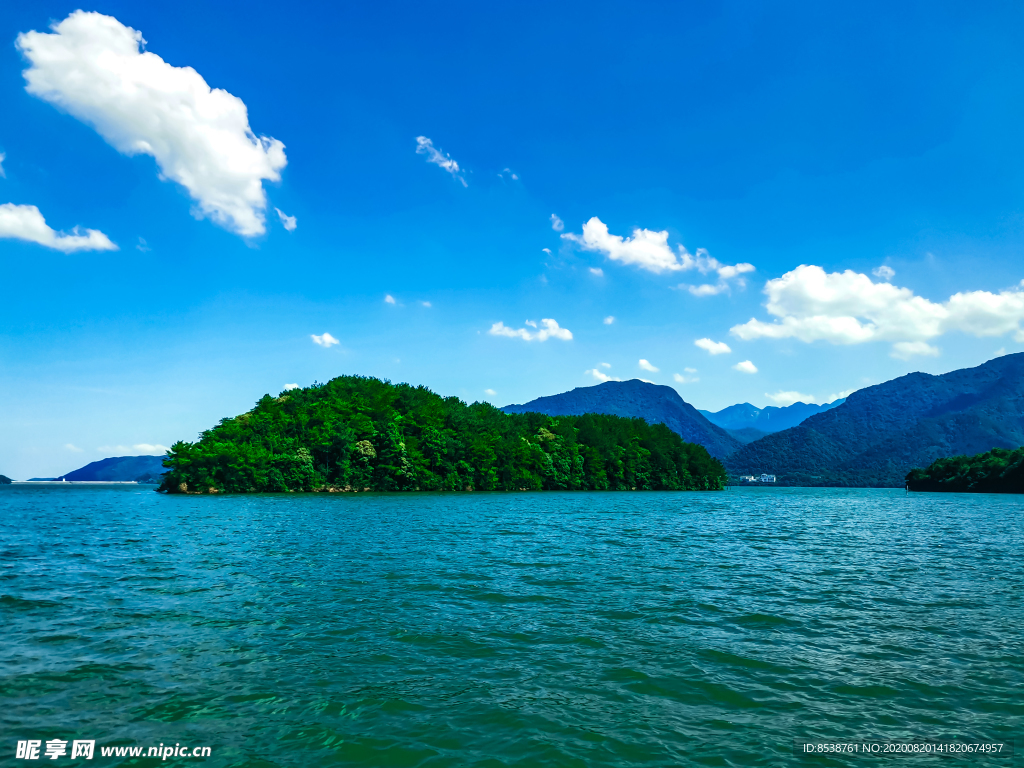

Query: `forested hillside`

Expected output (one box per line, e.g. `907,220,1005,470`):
726,353,1024,486
160,376,727,494
906,446,1024,493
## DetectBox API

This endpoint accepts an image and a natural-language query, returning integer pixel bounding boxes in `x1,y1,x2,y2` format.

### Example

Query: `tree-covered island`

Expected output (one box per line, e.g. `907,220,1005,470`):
159,376,727,494
905,446,1024,493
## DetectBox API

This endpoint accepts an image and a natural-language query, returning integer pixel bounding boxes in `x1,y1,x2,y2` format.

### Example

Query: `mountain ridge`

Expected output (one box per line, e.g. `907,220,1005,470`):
725,353,1024,486
502,379,741,459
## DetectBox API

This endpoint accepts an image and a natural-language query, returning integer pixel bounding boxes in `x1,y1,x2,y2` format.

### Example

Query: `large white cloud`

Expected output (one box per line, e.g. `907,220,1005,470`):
17,11,286,237
0,203,116,252
562,217,753,290
731,264,1024,357
489,319,572,341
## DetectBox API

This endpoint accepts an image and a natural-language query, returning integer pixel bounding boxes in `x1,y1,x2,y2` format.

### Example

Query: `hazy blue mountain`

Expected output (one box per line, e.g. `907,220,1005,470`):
58,455,168,483
0,475,11,484
725,427,770,445
502,379,742,459
700,399,845,433
726,353,1024,487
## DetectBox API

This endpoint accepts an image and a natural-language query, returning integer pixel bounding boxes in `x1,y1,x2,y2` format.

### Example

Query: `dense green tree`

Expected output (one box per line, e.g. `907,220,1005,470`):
906,446,1024,493
159,376,727,494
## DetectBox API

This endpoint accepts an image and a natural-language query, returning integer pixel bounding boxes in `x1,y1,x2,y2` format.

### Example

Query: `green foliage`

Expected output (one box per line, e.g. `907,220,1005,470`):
158,376,727,494
906,446,1024,493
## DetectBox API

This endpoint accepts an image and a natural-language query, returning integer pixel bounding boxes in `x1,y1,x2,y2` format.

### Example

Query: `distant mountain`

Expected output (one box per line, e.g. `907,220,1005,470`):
58,455,168,483
0,474,11,484
725,353,1024,487
700,399,845,433
503,380,742,459
725,427,770,445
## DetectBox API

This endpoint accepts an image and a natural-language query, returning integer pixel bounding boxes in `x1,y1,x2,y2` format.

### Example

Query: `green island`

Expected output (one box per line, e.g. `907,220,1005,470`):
905,446,1024,493
159,376,727,494
0,474,11,485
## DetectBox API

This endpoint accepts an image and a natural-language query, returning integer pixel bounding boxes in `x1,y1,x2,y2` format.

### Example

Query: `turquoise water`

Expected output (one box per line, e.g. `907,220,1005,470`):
1,486,1022,766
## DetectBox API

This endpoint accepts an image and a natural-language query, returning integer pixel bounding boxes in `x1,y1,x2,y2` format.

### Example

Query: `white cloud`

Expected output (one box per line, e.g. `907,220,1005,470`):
994,347,1006,357
733,360,758,374
639,359,659,372
284,383,300,390
499,168,518,181
542,247,552,256
684,367,697,373
136,237,151,252
731,265,1024,355
600,362,611,368
823,387,856,403
891,341,940,360
18,11,286,237
415,136,466,186
384,294,396,304
420,300,432,308
695,338,731,355
0,203,116,253
589,267,604,277
765,390,816,406
873,265,895,281
133,443,169,454
0,151,5,178
563,217,754,286
485,388,497,395
550,214,564,232
673,372,699,383
489,318,572,341
585,368,620,382
275,208,297,232
311,332,339,347
65,443,83,452
604,315,615,324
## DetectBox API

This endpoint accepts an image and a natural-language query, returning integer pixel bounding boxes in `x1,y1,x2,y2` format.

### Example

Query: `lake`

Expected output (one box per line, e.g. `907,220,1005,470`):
1,485,1022,766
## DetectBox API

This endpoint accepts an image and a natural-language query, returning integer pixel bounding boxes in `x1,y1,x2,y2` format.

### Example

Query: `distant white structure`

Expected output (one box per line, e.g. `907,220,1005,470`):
737,474,777,483
760,474,776,483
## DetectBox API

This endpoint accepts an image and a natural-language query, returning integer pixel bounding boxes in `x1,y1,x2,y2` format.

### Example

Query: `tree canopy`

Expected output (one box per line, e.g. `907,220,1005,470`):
905,446,1024,493
159,376,727,494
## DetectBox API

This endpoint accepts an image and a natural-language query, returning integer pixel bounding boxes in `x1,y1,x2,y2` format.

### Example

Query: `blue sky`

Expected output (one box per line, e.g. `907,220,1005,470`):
3,1,1024,478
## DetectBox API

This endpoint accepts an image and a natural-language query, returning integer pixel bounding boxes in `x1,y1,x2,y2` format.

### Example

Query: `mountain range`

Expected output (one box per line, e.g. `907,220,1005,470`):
699,399,845,442
56,455,167,483
725,353,1024,486
502,380,742,459
504,353,1024,488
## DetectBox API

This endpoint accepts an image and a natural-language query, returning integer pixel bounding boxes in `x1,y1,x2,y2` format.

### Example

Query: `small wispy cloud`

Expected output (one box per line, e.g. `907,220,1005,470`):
64,443,83,452
600,362,611,368
284,383,300,391
485,388,497,395
498,168,519,181
385,294,396,305
891,341,939,360
0,151,6,178
136,237,151,252
542,247,552,256
589,267,604,277
275,207,297,231
311,332,340,347
420,300,432,308
550,214,564,232
604,315,615,325
415,136,466,186
765,390,815,406
585,367,620,382
733,360,758,374
695,338,731,355
673,372,699,383
639,359,659,372
134,443,169,454
489,318,572,342
872,265,895,281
